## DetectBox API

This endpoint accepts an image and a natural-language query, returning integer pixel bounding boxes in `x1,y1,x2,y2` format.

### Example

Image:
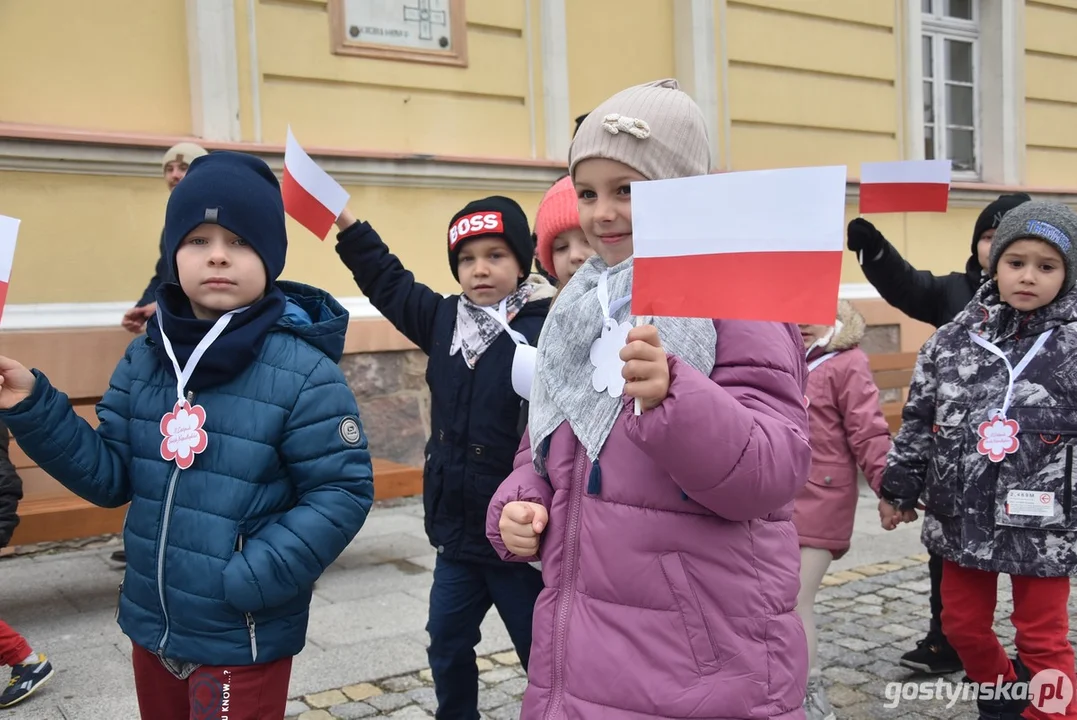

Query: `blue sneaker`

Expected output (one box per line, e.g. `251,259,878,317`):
0,654,55,708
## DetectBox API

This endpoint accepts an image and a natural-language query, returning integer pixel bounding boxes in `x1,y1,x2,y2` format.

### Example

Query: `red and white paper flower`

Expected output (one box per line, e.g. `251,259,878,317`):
976,415,1020,463
160,400,208,469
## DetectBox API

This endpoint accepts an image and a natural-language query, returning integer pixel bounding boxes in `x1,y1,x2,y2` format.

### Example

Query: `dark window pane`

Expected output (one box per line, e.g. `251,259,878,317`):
925,126,935,160
924,80,935,123
946,0,973,20
946,84,974,126
922,0,933,13
923,35,933,77
948,128,975,171
946,39,973,83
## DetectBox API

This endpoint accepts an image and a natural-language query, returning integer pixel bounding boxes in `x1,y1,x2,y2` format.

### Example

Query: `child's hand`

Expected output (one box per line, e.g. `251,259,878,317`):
499,501,548,557
335,208,358,231
620,325,670,412
121,303,155,334
0,356,35,409
879,498,918,530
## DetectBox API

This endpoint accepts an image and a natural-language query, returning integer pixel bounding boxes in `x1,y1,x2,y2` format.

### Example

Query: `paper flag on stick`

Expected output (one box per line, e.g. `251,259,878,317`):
0,215,19,325
282,127,350,240
630,165,847,325
859,159,951,214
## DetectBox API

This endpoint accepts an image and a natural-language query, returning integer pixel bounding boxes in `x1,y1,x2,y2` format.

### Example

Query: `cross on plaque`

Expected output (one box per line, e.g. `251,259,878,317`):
402,0,447,41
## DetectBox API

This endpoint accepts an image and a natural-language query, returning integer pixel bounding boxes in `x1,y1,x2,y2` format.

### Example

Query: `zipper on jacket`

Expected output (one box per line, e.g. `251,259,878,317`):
155,390,193,656
245,612,258,662
115,581,124,621
1065,446,1073,523
547,444,586,719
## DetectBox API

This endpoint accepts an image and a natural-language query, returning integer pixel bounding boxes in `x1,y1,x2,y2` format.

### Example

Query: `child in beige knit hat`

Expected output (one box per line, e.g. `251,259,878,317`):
489,79,811,719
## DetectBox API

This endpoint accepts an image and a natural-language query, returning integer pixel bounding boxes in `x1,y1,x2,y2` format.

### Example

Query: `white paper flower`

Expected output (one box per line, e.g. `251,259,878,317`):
589,320,632,397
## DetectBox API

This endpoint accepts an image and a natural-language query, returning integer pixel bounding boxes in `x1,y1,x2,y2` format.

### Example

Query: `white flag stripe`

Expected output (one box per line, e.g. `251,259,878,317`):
284,127,350,215
860,159,951,185
631,165,848,259
0,215,20,283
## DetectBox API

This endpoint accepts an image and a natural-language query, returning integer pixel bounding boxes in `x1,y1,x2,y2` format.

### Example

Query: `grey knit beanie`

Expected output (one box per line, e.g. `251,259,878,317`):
568,79,711,182
989,201,1077,294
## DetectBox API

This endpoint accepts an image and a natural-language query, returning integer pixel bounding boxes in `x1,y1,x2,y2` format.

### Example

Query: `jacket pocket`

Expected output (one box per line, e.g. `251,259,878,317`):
994,439,1077,531
923,402,968,518
423,455,444,538
659,552,720,674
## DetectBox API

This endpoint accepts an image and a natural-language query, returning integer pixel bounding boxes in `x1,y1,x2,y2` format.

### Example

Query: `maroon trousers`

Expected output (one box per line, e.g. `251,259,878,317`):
0,620,31,667
131,642,292,720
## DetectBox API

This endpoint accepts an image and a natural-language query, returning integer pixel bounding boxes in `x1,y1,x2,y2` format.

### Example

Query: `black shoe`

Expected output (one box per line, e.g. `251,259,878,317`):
109,550,126,568
899,631,964,674
0,654,54,708
975,655,1031,720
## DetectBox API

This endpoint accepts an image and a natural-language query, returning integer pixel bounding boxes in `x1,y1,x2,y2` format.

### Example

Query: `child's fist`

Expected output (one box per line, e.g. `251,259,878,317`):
878,498,918,530
0,356,34,409
620,324,670,412
499,501,548,557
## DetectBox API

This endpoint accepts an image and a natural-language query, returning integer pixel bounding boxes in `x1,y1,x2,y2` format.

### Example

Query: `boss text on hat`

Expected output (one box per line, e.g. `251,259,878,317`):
448,212,504,249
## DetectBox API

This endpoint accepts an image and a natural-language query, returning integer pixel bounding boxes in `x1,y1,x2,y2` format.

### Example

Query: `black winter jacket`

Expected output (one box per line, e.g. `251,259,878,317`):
336,221,552,564
0,422,23,549
136,227,172,307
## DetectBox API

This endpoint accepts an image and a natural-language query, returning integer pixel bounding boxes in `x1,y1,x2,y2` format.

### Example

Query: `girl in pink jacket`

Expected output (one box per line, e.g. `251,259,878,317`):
487,79,812,719
794,299,891,719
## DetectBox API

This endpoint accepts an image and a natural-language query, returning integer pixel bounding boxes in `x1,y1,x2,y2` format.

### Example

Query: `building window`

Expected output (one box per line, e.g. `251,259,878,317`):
921,0,979,176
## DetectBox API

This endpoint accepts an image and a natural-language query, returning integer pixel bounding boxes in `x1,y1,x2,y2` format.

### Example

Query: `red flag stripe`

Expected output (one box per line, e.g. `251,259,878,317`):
630,251,842,325
282,166,337,240
0,280,9,325
859,182,949,214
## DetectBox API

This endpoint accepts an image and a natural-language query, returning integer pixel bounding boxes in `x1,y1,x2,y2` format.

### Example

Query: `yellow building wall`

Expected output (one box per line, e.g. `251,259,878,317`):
1024,0,1077,188
0,171,544,305
0,0,191,135
254,0,535,157
565,0,676,131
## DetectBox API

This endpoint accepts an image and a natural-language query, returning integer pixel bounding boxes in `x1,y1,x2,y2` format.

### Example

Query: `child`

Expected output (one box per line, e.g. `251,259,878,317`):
0,152,374,720
534,175,594,291
333,196,554,718
795,300,891,720
881,201,1077,720
487,79,812,719
0,422,55,710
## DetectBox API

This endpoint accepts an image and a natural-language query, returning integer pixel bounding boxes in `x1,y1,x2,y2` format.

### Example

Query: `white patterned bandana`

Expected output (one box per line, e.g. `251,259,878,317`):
528,255,717,474
451,283,533,369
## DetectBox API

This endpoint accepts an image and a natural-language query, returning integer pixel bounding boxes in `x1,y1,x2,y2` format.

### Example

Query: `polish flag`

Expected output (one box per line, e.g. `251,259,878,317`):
0,215,19,325
630,165,847,324
859,159,951,214
282,127,350,240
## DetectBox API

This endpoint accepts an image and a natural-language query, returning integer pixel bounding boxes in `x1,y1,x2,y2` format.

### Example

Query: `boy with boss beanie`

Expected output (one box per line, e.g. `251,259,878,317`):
333,194,554,718
0,151,374,719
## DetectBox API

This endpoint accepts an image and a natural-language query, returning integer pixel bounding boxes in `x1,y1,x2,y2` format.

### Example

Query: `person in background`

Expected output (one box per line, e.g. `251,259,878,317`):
0,422,55,710
533,175,594,292
845,191,1031,674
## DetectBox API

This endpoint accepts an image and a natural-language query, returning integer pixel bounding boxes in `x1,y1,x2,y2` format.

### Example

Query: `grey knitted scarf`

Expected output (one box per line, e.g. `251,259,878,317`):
528,255,717,477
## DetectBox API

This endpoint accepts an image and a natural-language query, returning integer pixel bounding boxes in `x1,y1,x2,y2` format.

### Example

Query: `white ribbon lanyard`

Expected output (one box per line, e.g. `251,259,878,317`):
807,352,838,372
480,298,528,346
479,299,536,401
157,306,248,402
597,270,631,330
968,328,1053,419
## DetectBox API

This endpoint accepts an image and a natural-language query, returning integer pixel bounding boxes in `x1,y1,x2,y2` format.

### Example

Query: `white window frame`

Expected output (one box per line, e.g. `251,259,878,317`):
921,0,981,180
903,0,1024,185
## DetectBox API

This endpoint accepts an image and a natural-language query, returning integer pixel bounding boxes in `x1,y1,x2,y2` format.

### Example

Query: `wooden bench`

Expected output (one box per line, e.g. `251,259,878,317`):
869,352,918,434
3,323,424,547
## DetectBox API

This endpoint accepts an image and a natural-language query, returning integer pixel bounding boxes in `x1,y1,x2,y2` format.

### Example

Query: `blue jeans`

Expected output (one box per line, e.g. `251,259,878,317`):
426,556,543,719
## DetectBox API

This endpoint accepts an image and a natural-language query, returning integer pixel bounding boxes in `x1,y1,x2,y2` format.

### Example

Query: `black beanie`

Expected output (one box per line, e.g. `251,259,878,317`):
447,196,533,282
972,193,1032,254
165,151,287,288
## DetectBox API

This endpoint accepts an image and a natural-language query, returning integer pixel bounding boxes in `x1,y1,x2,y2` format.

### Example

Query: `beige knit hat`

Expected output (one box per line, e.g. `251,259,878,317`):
568,79,711,182
162,142,208,171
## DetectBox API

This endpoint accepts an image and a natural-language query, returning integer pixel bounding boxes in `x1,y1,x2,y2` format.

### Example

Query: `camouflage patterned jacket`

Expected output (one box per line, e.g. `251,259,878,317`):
881,281,1077,578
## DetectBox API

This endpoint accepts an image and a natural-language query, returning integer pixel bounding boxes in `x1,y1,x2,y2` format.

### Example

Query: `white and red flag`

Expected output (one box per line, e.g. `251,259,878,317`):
859,159,951,214
282,127,350,240
630,165,847,325
0,215,18,324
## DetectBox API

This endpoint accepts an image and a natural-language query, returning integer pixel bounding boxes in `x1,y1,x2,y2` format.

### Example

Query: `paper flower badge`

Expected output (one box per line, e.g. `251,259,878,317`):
160,400,209,469
976,415,1020,463
589,320,633,398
